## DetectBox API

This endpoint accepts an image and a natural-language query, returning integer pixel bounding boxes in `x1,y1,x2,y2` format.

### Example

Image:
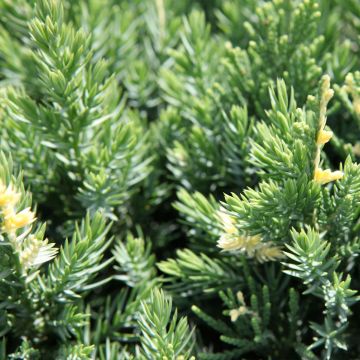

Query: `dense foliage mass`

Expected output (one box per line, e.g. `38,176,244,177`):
0,0,360,359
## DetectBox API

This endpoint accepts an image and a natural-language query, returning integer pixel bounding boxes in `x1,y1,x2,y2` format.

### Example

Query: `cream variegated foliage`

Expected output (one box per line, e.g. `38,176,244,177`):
314,168,344,185
217,208,284,262
0,180,57,273
343,72,360,115
313,75,344,185
217,75,343,262
229,291,248,322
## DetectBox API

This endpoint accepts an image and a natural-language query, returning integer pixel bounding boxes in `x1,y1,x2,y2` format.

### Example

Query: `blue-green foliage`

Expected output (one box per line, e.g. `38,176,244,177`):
0,0,360,359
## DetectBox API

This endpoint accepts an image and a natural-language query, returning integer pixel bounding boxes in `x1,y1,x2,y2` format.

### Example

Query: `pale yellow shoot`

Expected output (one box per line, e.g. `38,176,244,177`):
217,233,261,252
3,207,36,233
255,243,284,263
217,208,237,234
313,75,343,185
344,73,360,115
0,184,20,208
230,306,247,322
19,236,58,271
316,130,333,145
314,169,344,185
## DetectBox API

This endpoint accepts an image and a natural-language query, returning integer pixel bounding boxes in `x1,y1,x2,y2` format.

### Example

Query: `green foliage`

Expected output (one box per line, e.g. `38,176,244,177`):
138,288,195,359
1,0,152,220
0,152,107,355
284,228,359,359
40,212,113,301
162,73,360,358
173,188,221,242
113,231,156,287
223,0,325,107
86,233,158,357
1,0,360,359
160,10,252,193
158,248,239,295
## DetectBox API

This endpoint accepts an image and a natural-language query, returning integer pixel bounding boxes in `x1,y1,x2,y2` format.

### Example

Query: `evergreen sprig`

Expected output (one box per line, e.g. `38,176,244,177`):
138,288,195,360
1,0,152,220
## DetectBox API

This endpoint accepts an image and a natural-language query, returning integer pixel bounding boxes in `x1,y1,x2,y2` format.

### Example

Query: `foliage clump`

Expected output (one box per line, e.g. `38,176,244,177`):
0,0,360,359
